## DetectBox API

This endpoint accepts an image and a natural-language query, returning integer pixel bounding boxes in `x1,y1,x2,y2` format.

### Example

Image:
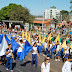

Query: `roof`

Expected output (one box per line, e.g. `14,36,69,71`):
33,20,50,26
2,20,23,23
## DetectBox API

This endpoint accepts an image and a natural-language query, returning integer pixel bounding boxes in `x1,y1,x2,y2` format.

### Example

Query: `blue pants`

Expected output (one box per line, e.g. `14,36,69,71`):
50,46,56,58
44,48,51,57
13,50,17,58
56,51,61,57
16,52,22,59
37,46,42,54
31,54,37,66
44,48,48,55
6,57,13,70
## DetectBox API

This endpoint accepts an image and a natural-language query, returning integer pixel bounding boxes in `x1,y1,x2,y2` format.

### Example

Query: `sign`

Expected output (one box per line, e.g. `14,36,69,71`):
24,23,29,31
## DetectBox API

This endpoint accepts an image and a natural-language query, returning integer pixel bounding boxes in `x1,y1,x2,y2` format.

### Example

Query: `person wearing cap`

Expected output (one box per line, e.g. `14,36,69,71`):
6,44,14,72
41,56,50,72
31,42,39,67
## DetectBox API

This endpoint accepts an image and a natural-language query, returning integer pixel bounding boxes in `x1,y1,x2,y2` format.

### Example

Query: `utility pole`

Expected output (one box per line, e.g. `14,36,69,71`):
42,0,45,32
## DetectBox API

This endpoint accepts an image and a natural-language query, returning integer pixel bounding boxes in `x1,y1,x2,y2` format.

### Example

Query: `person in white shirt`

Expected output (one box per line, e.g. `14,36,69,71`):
47,41,52,57
64,41,69,62
6,44,14,72
36,38,42,54
16,40,24,60
31,42,39,67
41,56,50,72
43,39,48,56
55,41,61,61
62,54,72,72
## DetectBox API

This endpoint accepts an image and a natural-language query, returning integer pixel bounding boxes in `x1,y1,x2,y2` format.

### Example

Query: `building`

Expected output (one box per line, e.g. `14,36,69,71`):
33,20,50,32
44,6,61,19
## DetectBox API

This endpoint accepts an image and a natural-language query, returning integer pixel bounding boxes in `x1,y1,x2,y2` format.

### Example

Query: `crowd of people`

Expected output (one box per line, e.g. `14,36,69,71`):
0,21,72,72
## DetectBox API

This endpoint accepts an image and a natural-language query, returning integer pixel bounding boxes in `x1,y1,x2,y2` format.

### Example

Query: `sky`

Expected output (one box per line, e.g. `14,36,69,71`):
0,0,70,16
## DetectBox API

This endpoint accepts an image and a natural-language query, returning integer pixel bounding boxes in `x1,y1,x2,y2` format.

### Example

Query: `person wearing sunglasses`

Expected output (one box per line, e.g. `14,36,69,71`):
41,56,50,72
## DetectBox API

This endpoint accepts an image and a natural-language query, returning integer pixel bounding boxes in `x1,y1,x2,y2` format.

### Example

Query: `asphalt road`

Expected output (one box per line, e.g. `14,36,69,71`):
0,52,64,72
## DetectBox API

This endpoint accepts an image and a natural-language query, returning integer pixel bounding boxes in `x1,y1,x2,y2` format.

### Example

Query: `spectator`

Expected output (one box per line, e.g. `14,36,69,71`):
41,56,50,72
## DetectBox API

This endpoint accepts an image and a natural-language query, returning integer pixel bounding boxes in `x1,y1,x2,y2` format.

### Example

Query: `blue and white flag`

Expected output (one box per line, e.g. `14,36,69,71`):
0,36,8,56
11,37,19,53
19,40,32,61
0,34,3,44
5,34,11,44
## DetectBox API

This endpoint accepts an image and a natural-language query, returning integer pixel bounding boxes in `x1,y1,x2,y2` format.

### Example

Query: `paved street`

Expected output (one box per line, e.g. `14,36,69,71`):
0,52,64,72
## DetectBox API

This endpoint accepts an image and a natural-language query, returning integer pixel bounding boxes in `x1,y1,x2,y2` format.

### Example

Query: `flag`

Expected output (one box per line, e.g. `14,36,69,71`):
0,36,8,56
22,30,24,40
19,40,32,61
5,34,11,44
47,33,51,42
0,34,3,44
62,40,66,48
25,32,27,39
55,35,60,44
11,38,19,53
70,44,72,49
38,34,41,41
42,36,47,46
27,33,31,44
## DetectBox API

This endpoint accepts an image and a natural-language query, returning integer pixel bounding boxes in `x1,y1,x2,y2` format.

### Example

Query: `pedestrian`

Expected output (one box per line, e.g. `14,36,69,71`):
16,40,24,60
55,41,61,61
54,19,57,28
64,41,69,62
41,56,50,72
31,42,39,67
62,54,72,72
43,39,48,56
6,44,14,72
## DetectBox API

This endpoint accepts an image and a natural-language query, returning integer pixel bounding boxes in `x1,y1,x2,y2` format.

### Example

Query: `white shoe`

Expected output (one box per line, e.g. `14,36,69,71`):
6,68,8,70
58,59,60,61
11,70,13,72
43,54,46,57
55,59,57,61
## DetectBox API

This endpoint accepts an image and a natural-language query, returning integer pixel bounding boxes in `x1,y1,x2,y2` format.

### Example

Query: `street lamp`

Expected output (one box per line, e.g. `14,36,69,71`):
42,0,45,32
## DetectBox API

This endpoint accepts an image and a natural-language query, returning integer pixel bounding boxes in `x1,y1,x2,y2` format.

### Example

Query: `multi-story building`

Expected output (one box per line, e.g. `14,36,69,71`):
44,6,61,19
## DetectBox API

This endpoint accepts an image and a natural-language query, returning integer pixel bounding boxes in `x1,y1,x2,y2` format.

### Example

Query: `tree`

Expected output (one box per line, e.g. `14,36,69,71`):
0,3,34,24
60,10,70,21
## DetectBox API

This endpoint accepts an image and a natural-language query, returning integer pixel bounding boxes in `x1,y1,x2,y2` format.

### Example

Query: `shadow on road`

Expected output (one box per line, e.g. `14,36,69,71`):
20,61,31,66
12,63,16,69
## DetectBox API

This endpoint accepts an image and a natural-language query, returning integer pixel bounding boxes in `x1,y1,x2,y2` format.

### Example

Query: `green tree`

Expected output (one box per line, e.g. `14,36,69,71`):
60,10,70,21
0,3,34,24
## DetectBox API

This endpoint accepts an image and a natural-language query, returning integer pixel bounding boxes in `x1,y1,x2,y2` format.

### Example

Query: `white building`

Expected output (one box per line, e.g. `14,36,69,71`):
44,6,61,19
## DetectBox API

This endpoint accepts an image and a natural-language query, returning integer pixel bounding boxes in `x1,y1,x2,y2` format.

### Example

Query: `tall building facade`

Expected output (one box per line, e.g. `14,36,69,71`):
44,6,61,19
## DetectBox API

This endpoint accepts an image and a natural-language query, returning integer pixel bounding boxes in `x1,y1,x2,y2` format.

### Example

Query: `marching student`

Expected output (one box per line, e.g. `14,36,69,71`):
62,54,72,72
64,41,69,62
36,38,42,54
47,41,53,57
55,41,61,61
41,56,50,72
16,40,24,60
31,42,39,67
6,44,14,72
43,39,48,56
